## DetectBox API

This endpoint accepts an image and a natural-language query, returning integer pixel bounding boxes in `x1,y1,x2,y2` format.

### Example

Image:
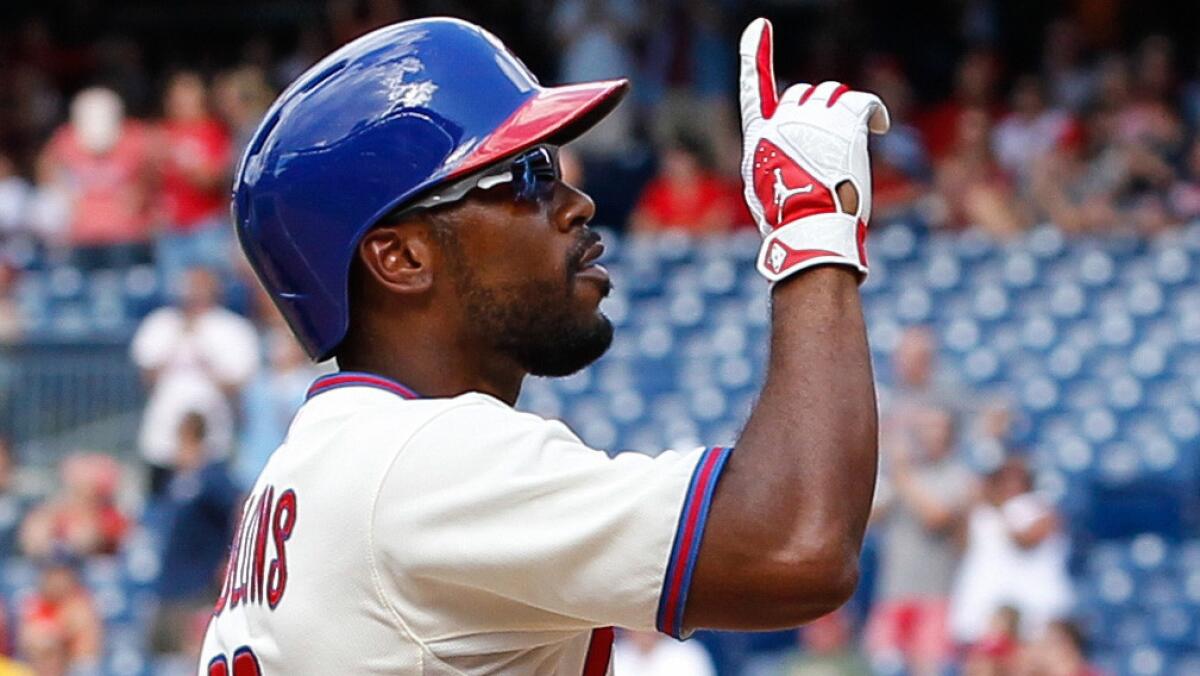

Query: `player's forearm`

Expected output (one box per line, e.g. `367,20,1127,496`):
743,266,877,586
688,266,877,629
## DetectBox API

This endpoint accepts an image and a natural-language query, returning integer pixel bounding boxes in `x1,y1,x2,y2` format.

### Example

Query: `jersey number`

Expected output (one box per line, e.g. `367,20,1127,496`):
208,647,261,676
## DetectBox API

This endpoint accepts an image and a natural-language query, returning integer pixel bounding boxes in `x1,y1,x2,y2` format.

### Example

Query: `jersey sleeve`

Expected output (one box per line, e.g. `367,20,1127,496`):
372,398,732,639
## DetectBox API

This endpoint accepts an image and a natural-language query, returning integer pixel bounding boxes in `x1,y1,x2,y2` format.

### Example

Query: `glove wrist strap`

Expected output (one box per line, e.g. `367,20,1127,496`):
756,212,867,283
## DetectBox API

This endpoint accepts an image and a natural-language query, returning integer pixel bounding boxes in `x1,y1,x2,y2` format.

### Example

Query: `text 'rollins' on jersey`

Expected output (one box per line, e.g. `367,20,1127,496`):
213,485,298,614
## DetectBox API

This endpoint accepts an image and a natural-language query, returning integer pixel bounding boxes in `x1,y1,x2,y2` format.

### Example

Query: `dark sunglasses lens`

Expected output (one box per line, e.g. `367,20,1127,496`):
512,148,559,202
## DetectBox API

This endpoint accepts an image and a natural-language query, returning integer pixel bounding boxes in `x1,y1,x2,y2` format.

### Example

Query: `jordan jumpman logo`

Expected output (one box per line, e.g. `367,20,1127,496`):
772,168,814,225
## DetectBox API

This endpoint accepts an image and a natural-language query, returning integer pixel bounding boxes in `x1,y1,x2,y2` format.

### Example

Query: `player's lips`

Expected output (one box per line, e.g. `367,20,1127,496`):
574,262,610,287
572,237,610,290
577,240,605,269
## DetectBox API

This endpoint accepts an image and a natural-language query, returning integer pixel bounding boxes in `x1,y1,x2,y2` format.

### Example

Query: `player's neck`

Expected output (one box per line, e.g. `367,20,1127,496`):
335,337,525,405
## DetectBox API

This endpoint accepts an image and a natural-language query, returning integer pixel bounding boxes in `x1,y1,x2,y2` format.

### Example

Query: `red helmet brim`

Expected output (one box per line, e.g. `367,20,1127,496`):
449,78,630,179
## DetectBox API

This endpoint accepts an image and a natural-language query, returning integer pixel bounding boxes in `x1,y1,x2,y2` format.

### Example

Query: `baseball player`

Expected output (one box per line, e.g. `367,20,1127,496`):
201,16,887,675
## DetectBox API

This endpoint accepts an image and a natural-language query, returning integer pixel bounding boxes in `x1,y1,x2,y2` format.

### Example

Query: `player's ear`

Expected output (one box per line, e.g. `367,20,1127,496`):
357,220,436,295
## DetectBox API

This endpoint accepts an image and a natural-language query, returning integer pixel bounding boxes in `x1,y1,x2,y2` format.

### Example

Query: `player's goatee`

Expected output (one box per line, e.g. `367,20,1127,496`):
466,273,615,377
443,230,614,377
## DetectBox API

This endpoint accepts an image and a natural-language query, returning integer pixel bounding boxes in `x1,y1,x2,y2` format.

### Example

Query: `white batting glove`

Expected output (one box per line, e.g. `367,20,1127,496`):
738,18,890,283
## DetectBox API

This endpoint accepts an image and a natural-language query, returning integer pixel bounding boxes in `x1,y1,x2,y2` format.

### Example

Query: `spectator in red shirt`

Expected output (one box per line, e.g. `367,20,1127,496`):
156,71,234,281
931,106,1028,238
19,453,128,559
629,134,743,234
40,87,156,269
18,553,102,676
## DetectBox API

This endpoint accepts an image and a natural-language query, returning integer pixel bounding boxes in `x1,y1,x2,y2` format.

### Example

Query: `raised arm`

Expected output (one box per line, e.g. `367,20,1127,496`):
684,18,887,632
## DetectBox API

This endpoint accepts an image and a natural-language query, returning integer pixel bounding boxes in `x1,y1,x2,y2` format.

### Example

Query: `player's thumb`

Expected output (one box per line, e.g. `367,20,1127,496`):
845,91,892,135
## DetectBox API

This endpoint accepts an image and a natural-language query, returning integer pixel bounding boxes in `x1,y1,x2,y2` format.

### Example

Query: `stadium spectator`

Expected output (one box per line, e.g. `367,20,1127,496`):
0,436,28,559
152,412,239,660
992,75,1073,190
879,326,970,449
867,406,973,676
155,71,234,281
236,330,320,488
19,453,126,559
951,457,1074,644
785,609,870,675
931,106,1029,237
18,553,102,676
1028,105,1123,234
213,66,275,163
0,153,31,239
995,458,1074,638
629,134,740,234
612,630,715,676
39,87,155,269
131,266,260,495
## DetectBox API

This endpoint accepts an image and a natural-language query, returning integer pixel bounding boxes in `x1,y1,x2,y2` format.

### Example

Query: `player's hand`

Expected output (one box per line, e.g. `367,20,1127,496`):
738,18,890,283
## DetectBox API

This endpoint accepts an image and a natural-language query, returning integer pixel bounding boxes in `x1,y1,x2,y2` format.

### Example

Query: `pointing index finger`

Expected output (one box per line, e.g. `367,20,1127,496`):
739,18,778,126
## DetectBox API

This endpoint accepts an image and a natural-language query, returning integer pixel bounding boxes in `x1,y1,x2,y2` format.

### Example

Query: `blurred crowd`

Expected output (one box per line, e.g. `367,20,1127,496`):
0,0,1196,673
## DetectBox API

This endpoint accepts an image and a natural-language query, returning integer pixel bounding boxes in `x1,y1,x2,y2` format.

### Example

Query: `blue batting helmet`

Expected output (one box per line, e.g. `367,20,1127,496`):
233,17,629,360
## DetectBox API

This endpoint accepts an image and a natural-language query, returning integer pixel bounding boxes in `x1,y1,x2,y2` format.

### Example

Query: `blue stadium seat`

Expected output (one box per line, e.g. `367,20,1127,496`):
874,222,918,261
1151,247,1191,286
47,264,85,300
1126,644,1168,675
1025,224,1066,260
1077,249,1117,288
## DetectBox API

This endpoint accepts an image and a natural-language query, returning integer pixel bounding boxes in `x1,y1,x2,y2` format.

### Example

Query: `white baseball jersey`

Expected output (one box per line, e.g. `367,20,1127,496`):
198,372,732,675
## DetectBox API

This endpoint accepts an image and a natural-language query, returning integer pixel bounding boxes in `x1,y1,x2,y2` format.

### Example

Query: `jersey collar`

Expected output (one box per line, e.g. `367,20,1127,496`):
306,371,421,401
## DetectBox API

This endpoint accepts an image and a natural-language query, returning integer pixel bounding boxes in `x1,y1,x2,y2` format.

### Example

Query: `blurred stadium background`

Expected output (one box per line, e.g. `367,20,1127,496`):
0,0,1198,674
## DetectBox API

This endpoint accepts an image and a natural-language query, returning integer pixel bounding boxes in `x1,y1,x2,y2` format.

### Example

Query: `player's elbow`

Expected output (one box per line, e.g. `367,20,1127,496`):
729,541,860,628
687,533,861,632
769,542,860,622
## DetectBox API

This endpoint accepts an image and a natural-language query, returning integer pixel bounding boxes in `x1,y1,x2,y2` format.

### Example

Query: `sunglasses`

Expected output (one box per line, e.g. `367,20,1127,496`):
389,145,561,220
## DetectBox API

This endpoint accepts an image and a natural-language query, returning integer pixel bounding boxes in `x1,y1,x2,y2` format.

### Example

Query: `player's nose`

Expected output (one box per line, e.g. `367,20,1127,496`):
552,183,596,234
